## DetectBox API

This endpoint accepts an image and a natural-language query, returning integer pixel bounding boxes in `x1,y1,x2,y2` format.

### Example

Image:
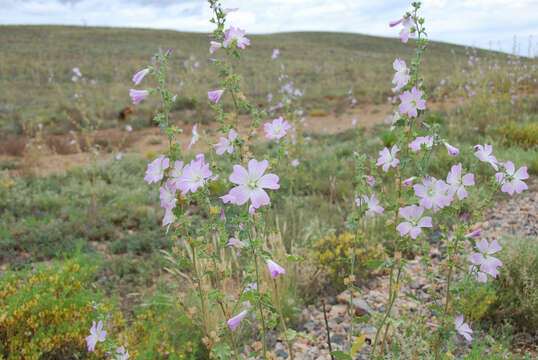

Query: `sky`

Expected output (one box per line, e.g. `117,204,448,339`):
1,0,537,57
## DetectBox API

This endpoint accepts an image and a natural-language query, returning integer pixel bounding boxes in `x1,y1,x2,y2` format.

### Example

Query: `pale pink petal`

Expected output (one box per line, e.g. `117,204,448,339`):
229,165,249,185
248,159,269,180
250,188,270,208
258,174,280,189
228,185,251,205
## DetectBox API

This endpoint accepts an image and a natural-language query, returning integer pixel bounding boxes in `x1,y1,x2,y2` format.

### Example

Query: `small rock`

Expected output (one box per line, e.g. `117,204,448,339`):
331,333,345,345
275,349,288,359
352,298,373,316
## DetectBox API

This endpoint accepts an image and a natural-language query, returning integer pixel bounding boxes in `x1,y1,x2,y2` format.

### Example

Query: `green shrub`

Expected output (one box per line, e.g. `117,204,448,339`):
453,277,497,322
497,122,538,149
125,293,206,360
488,236,538,332
0,254,117,359
312,232,385,290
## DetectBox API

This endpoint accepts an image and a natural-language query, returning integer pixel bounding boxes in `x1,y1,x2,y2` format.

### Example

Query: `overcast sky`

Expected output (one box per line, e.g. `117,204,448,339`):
2,0,537,56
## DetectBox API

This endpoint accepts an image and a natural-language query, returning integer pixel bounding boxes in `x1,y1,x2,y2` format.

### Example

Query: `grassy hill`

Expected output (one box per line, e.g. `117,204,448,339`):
0,25,505,136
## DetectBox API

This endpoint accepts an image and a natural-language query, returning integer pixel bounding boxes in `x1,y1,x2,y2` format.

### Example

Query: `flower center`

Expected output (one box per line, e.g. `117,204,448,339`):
411,100,417,107
248,179,258,190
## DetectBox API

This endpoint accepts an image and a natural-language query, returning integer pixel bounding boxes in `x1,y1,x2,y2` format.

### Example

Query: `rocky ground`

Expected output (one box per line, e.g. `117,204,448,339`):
240,183,537,359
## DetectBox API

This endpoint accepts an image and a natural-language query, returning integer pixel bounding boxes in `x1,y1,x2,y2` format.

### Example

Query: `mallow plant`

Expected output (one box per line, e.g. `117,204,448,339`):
102,1,307,359
341,2,529,359
84,1,529,359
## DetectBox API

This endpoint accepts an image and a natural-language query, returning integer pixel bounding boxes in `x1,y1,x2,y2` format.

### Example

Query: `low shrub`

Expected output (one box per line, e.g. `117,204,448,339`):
312,232,385,291
0,253,119,359
308,109,329,117
497,121,538,149
488,236,538,333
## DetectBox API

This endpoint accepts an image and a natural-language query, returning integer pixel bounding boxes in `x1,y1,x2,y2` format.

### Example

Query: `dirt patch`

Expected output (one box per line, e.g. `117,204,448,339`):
1,99,459,177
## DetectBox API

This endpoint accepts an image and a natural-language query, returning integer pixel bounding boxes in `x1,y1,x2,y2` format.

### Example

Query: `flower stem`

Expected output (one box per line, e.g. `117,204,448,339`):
190,240,208,337
250,237,267,359
274,279,294,360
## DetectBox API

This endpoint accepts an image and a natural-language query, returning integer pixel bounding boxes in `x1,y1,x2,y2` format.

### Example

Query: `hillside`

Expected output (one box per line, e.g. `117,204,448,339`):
0,25,505,136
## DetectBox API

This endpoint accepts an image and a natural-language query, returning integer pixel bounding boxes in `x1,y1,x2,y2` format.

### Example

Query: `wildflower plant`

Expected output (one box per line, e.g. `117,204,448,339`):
127,1,308,358
339,2,529,359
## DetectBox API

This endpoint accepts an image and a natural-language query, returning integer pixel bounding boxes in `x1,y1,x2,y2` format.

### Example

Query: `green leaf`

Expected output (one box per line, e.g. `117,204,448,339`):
285,254,305,262
351,335,366,355
330,351,352,359
296,331,317,341
351,315,370,324
285,328,297,341
211,343,233,360
365,259,383,269
404,291,420,302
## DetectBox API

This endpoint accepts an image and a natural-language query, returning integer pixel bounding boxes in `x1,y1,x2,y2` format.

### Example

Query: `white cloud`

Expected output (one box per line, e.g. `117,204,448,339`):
1,0,537,55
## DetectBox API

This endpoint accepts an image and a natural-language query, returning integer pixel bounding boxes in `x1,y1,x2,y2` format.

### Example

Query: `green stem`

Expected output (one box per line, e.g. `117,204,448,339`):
274,279,294,360
249,232,267,360
190,240,208,337
218,300,239,359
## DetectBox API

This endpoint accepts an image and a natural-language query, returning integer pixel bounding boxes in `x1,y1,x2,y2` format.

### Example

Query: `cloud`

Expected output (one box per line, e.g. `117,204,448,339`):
1,0,537,55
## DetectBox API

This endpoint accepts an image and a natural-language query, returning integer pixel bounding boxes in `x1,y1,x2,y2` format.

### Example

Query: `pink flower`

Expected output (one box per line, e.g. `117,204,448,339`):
444,142,459,156
222,159,279,209
72,67,82,77
291,159,300,167
214,129,238,155
188,123,199,150
115,346,130,360
386,110,400,125
159,180,177,209
271,48,280,60
399,87,426,118
367,176,376,186
376,145,400,172
267,259,286,279
356,194,384,217
168,160,184,190
129,89,149,105
176,155,212,194
468,239,503,281
223,27,250,49
144,155,170,184
392,59,411,92
396,205,432,239
495,161,529,195
227,237,245,253
465,228,482,238
209,41,222,54
446,163,475,200
351,117,358,126
474,144,498,170
409,136,434,152
227,310,248,331
208,89,224,104
454,315,473,342
132,68,150,85
86,320,107,352
162,207,176,228
389,16,416,43
264,117,291,140
115,152,123,161
413,177,451,212
426,322,438,328
402,177,416,187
